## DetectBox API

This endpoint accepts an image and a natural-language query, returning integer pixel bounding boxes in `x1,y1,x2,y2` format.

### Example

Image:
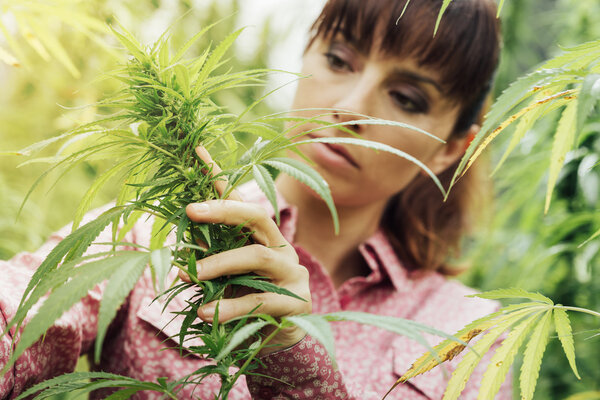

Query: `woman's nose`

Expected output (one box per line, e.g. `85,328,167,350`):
331,78,376,134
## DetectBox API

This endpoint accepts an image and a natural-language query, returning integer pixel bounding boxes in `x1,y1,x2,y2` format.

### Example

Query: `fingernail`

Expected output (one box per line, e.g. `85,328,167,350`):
188,203,209,215
198,304,215,320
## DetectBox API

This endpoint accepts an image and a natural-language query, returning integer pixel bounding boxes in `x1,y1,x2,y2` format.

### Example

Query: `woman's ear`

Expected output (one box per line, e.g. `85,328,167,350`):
426,124,480,175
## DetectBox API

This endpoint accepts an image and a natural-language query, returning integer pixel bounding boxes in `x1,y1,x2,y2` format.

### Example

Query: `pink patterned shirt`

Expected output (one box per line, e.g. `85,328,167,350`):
0,181,511,399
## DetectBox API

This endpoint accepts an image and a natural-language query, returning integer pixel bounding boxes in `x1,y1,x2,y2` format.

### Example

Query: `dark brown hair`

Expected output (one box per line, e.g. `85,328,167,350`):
310,0,501,274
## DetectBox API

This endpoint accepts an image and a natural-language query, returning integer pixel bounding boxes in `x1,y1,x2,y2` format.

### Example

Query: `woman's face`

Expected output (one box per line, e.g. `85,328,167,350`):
287,35,468,208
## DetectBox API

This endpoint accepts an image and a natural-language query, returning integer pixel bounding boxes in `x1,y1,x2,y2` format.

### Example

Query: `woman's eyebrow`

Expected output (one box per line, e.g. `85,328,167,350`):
389,68,443,93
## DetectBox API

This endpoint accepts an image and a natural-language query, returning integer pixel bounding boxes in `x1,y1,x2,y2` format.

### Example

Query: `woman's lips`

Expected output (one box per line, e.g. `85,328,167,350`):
307,135,360,169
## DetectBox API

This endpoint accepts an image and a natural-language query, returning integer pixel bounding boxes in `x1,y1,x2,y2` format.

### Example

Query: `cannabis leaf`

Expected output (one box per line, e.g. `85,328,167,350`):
388,289,599,400
450,40,600,212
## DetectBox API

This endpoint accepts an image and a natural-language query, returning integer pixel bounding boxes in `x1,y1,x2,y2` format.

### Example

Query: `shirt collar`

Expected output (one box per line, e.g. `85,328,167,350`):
360,229,413,293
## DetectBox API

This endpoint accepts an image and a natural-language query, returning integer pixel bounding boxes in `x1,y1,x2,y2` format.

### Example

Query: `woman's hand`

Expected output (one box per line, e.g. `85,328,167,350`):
179,146,312,354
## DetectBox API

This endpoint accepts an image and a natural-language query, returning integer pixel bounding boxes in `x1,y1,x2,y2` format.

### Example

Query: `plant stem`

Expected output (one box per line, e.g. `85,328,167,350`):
555,305,600,319
218,324,283,399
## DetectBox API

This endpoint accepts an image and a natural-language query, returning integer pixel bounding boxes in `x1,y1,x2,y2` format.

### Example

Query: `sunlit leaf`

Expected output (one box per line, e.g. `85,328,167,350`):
470,288,554,305
520,311,553,400
553,308,580,379
545,99,578,213
440,312,525,400
477,312,542,400
95,252,150,362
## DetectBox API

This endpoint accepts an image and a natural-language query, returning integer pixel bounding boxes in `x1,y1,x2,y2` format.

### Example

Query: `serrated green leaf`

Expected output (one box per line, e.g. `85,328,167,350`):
286,314,336,366
110,24,147,64
171,19,220,64
252,164,279,224
174,63,190,98
11,252,146,372
73,159,131,230
214,320,269,362
554,308,580,379
95,252,149,362
470,288,553,304
150,247,172,293
442,310,529,400
576,74,600,136
227,276,306,301
14,372,140,400
264,157,339,233
520,310,553,400
196,28,244,88
477,312,542,400
492,94,567,175
546,99,578,213
394,303,539,392
451,68,565,187
4,207,125,344
117,210,145,243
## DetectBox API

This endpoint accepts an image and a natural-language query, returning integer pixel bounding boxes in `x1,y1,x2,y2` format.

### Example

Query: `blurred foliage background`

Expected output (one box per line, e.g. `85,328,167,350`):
0,0,598,399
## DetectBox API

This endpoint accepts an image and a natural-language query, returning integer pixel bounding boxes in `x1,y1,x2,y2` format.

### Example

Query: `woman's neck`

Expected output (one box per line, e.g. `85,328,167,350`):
276,175,387,288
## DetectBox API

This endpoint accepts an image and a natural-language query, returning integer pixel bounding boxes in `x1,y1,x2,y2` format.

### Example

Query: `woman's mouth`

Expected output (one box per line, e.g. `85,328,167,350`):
307,135,360,170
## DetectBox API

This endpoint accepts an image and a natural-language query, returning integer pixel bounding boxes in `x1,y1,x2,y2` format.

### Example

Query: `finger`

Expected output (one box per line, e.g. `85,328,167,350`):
194,244,300,281
197,290,311,323
195,146,242,201
178,268,192,283
186,200,292,251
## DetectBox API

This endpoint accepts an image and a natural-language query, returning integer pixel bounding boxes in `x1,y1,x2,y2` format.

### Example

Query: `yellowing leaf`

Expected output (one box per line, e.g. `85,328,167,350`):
520,310,553,400
492,92,568,175
553,308,580,379
477,312,542,400
443,310,530,400
545,98,578,213
465,90,576,175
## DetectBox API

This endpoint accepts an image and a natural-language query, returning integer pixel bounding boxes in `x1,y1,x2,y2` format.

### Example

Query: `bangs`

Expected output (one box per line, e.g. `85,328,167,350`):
310,0,500,109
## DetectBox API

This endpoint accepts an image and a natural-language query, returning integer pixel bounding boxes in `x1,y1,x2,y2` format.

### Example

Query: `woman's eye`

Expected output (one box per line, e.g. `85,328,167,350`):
324,52,352,72
390,91,427,113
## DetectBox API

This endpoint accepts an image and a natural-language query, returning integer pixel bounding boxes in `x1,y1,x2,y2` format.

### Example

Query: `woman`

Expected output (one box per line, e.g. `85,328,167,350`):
0,0,509,398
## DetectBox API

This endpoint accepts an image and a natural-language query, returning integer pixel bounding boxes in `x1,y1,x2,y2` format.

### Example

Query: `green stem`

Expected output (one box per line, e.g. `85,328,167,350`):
219,324,283,399
555,305,600,319
172,261,201,285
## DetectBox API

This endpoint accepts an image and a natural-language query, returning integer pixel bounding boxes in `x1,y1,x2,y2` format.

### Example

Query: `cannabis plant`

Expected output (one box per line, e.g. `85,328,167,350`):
1,24,452,399
386,6,600,398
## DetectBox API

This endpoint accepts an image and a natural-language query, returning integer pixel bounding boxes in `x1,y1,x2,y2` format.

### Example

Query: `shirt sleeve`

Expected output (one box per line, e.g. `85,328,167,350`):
246,335,357,400
246,333,512,400
0,207,120,399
